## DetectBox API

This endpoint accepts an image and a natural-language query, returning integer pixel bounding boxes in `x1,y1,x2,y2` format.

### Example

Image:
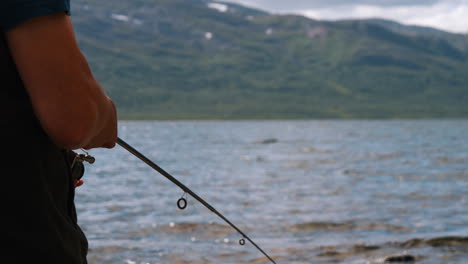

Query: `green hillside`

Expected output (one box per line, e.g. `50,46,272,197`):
72,0,468,119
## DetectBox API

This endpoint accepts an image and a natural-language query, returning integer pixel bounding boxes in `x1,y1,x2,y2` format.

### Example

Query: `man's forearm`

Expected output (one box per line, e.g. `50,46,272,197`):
6,13,117,149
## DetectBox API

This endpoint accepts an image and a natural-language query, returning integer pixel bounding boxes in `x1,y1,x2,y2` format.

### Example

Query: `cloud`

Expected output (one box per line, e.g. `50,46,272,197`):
227,0,440,9
299,1,468,33
223,0,468,33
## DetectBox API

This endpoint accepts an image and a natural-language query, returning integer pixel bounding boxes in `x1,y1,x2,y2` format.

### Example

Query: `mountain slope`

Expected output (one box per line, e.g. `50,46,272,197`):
72,0,468,118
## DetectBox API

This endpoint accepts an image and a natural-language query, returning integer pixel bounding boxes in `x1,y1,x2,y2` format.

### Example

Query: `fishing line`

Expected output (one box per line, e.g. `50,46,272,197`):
117,137,277,264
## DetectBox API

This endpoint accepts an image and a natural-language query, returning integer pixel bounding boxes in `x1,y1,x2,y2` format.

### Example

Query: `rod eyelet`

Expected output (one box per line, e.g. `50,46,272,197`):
239,238,245,246
177,197,187,210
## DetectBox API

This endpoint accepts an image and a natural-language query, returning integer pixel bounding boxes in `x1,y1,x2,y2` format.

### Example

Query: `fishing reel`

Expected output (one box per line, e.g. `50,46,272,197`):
72,149,96,165
70,149,95,181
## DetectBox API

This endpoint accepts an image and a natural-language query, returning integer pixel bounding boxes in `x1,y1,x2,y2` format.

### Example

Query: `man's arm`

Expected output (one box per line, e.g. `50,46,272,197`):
6,12,117,149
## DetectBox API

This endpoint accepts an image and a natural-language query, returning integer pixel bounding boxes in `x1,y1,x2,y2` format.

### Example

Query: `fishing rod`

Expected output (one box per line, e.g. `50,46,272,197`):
116,137,277,264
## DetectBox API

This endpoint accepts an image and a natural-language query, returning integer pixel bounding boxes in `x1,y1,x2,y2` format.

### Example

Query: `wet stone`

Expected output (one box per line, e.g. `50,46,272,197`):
351,244,380,253
257,138,278,144
426,236,468,247
384,254,416,263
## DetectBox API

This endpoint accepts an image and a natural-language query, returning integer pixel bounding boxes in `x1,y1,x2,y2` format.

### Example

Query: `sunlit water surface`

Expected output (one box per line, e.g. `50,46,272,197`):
76,120,468,264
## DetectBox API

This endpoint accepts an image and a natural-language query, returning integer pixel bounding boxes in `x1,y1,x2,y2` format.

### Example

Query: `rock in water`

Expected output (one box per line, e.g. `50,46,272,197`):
257,138,278,144
384,254,416,263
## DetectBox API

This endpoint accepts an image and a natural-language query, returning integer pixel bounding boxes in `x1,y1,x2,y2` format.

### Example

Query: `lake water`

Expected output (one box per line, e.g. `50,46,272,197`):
76,120,468,264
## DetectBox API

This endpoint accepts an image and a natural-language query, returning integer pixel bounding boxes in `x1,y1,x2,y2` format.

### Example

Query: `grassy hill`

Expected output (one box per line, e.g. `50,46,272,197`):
72,0,468,119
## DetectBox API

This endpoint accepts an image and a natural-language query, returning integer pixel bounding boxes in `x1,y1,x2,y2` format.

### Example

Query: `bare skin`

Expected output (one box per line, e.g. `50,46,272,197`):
6,12,117,150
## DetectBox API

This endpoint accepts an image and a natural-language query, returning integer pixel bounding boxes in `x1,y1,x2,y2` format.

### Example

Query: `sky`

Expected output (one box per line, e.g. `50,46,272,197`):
222,0,468,33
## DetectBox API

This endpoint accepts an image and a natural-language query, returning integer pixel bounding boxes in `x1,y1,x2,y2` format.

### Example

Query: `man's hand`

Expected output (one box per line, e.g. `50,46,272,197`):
6,13,117,149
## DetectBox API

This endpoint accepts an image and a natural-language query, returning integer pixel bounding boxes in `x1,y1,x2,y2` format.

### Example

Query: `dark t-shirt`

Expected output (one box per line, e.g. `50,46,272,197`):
0,0,71,31
0,1,88,263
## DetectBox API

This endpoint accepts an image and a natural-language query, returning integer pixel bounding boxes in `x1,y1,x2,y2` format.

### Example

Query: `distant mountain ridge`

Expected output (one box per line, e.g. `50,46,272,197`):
72,0,468,118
